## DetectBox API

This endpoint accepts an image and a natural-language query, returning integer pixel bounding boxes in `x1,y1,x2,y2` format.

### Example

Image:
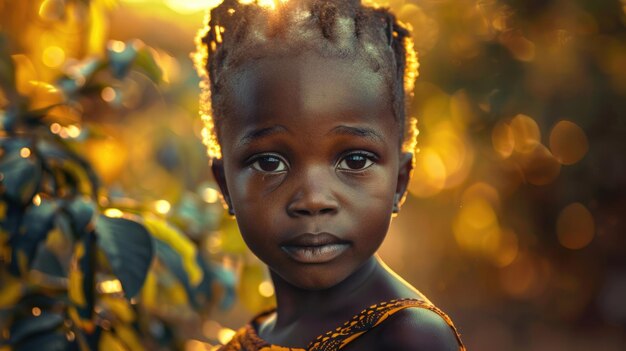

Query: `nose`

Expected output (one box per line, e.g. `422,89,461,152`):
286,167,339,217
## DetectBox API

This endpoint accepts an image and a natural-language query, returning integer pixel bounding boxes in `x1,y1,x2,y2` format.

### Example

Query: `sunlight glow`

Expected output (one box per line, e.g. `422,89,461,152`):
19,148,31,158
201,187,220,203
217,328,236,345
99,279,123,294
154,199,172,214
164,0,223,14
104,208,124,218
42,46,65,68
258,281,274,297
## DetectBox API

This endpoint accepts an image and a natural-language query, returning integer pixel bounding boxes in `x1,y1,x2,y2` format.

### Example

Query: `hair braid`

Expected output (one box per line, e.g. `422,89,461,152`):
192,0,419,161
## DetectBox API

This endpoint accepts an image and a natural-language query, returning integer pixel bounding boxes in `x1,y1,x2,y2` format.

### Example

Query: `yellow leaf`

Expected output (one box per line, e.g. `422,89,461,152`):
0,228,10,263
0,201,7,220
87,1,108,55
11,54,38,97
100,296,135,323
27,81,65,110
165,278,189,306
113,323,145,351
139,269,157,310
61,159,93,196
0,273,23,308
99,331,127,351
143,216,203,286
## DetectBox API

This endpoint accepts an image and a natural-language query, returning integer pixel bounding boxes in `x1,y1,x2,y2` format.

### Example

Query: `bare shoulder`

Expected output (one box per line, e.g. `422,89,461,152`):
376,306,463,351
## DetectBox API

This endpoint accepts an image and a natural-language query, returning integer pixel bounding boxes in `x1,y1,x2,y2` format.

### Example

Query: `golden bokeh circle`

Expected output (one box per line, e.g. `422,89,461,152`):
549,120,589,165
557,203,595,250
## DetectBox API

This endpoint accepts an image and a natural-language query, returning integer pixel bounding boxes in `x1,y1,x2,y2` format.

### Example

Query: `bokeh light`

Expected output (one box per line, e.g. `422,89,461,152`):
520,144,561,186
510,114,541,154
19,147,31,158
42,46,65,68
549,120,589,165
408,148,447,197
557,203,595,250
492,121,515,159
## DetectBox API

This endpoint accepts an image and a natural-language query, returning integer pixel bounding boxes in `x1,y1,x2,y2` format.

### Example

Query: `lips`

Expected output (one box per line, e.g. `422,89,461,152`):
280,232,350,264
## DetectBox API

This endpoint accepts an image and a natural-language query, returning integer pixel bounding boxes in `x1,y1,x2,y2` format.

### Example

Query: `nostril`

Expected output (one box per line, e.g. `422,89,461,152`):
287,204,338,217
294,209,312,216
319,207,336,215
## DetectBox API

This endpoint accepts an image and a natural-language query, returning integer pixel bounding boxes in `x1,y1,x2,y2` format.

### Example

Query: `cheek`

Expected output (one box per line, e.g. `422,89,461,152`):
352,168,398,205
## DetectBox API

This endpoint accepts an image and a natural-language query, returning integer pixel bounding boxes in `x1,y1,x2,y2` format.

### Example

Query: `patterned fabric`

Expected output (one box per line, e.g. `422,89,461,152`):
217,298,466,351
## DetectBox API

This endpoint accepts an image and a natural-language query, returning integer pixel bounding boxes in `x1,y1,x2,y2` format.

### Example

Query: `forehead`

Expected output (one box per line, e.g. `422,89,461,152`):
220,54,394,129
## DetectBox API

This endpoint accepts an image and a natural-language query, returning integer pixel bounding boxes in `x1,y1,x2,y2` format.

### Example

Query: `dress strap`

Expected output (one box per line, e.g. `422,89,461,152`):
218,299,465,351
307,298,466,351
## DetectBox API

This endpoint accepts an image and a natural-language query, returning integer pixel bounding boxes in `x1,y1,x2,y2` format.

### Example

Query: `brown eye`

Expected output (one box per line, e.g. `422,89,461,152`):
337,153,374,171
251,155,288,173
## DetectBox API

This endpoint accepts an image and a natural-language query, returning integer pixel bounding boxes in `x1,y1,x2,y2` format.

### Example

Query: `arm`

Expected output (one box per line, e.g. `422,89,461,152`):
377,307,464,351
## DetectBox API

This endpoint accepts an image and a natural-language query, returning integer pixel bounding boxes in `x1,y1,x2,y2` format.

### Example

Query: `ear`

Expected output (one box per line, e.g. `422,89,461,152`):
394,152,413,213
211,159,234,215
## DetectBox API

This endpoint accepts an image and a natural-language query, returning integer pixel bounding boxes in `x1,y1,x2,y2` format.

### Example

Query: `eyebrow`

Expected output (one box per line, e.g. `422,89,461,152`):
237,125,289,147
327,125,386,144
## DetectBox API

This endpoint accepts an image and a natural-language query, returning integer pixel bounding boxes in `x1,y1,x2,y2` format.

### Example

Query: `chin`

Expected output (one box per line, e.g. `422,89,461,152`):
277,268,351,291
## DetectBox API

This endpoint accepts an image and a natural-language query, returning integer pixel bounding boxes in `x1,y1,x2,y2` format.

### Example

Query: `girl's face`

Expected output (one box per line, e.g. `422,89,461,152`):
212,55,412,290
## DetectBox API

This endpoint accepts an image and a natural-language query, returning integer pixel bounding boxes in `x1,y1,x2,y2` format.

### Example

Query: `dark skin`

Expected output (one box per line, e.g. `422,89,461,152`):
211,54,460,350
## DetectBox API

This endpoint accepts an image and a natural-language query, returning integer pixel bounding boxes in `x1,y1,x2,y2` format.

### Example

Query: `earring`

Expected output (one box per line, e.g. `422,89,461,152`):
392,193,401,213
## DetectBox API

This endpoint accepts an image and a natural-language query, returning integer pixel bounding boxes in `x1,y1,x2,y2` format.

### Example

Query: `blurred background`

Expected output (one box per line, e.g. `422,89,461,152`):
1,0,625,350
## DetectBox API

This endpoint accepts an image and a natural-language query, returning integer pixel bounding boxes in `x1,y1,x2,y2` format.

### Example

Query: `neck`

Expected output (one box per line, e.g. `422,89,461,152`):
269,256,382,327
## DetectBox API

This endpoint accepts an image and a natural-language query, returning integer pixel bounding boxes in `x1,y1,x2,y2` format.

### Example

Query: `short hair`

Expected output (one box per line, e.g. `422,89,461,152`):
193,0,419,160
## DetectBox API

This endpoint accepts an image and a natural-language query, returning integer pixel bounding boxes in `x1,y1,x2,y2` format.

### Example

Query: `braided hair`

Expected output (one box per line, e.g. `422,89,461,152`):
193,0,419,160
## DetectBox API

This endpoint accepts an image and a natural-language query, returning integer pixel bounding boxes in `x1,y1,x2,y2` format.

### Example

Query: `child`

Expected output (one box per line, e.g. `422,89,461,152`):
193,0,466,350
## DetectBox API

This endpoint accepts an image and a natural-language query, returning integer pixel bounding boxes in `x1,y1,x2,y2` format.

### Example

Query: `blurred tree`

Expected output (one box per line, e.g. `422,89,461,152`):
0,0,235,350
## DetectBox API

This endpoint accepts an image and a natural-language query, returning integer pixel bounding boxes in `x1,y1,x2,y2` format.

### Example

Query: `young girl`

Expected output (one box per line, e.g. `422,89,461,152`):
193,0,466,349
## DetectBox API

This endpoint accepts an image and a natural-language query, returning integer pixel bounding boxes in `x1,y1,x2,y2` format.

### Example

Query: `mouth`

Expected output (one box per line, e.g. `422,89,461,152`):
280,232,350,264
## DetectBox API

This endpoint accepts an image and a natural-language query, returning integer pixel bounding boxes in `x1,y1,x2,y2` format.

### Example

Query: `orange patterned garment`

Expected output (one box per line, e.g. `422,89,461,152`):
217,299,466,351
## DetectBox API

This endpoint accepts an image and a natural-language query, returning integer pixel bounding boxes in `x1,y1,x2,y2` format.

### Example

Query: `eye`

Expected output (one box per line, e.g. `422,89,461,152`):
337,152,375,171
250,154,288,173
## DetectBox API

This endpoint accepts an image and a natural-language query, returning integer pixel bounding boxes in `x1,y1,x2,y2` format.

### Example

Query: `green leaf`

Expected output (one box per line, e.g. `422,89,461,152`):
10,199,57,275
14,330,75,351
95,215,154,298
133,47,162,83
9,310,63,345
0,200,22,241
57,58,104,95
63,197,96,238
0,151,42,206
31,244,65,277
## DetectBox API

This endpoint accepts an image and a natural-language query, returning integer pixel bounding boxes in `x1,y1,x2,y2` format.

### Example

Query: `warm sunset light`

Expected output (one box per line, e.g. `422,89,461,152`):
1,1,621,350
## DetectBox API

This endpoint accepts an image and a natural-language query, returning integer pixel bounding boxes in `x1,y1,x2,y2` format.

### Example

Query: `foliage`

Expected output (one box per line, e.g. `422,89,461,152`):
0,1,235,350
